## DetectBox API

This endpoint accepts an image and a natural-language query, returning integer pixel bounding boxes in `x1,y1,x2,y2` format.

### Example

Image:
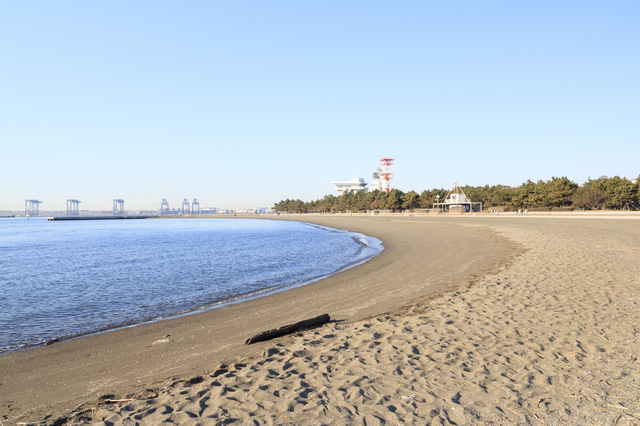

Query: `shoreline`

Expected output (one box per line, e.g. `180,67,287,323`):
0,215,519,423
0,220,384,356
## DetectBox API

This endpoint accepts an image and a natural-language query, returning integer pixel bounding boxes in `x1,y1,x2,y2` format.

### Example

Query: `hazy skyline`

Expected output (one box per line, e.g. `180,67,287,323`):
2,2,639,211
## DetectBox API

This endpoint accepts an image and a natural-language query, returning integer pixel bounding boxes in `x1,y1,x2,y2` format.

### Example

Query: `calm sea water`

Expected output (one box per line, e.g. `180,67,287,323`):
0,217,383,353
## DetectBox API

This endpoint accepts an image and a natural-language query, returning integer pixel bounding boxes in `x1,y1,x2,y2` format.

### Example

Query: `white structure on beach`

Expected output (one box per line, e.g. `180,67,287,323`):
332,178,368,196
433,181,483,213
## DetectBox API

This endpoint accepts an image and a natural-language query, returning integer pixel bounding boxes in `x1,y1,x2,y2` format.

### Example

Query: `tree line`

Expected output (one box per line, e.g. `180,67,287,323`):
273,175,640,213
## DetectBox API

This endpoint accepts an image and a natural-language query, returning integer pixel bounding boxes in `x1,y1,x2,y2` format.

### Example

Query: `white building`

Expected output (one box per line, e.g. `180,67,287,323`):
370,168,383,192
332,178,368,196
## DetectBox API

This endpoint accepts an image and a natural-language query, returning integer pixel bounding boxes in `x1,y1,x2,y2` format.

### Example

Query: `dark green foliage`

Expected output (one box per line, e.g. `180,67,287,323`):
273,174,639,212
402,190,420,210
546,176,579,207
385,189,403,211
572,187,610,210
584,176,638,209
506,177,578,209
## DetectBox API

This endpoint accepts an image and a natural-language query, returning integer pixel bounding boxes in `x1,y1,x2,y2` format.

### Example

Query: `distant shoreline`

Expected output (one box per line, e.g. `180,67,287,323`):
2,209,639,221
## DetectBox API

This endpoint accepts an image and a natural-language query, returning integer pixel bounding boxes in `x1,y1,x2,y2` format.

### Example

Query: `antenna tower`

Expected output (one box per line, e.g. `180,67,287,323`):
379,157,395,193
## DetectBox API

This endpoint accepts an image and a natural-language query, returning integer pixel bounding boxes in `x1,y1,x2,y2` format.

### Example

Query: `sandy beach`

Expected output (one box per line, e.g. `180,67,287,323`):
2,214,640,425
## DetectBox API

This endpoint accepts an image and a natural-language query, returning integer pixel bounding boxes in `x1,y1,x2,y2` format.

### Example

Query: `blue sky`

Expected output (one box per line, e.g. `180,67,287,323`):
2,1,638,211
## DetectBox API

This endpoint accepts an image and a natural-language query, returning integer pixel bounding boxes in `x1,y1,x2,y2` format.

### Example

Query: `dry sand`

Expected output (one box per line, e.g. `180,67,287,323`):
2,215,640,425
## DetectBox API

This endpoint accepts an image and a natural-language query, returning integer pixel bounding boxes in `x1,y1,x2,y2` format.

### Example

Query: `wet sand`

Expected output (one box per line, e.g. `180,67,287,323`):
3,215,640,425
0,215,516,424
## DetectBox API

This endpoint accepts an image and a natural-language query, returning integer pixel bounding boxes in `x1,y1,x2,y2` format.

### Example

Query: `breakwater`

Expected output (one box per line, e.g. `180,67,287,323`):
47,215,155,221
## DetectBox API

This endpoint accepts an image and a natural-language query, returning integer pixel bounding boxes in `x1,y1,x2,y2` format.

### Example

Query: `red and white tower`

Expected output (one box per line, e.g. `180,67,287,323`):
379,157,394,193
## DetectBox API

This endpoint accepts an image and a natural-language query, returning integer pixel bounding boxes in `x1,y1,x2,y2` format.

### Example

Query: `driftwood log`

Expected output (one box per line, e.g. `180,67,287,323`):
245,314,331,345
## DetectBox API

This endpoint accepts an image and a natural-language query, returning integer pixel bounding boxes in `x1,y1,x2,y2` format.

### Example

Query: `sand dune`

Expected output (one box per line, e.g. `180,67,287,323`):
3,215,640,425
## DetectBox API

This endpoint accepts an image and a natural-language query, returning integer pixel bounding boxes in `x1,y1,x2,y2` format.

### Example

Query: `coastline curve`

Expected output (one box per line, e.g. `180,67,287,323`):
0,215,519,423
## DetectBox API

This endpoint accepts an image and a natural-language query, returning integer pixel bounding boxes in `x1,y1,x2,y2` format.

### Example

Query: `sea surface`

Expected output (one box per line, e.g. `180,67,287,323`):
0,217,383,353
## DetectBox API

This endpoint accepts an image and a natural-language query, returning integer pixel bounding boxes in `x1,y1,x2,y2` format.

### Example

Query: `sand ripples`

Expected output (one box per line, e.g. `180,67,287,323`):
43,219,640,425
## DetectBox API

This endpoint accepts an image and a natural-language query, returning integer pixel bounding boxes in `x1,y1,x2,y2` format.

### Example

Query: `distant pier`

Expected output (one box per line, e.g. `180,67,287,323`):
47,215,156,221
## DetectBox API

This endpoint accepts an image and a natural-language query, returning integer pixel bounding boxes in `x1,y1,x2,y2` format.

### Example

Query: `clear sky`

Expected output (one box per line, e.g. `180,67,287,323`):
2,1,638,211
